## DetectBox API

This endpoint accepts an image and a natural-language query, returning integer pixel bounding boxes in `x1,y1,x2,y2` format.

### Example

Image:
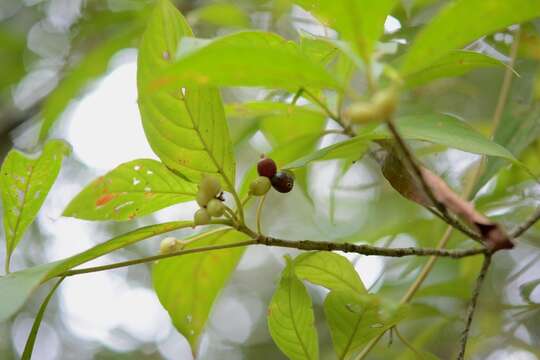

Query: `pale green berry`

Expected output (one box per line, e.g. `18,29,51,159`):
199,175,221,198
196,190,213,207
194,208,211,226
371,88,398,119
159,237,178,254
344,102,379,124
206,198,225,217
249,176,271,196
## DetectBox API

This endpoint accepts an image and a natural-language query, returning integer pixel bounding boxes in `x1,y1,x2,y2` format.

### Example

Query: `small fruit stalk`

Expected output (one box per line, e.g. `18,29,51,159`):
193,175,226,226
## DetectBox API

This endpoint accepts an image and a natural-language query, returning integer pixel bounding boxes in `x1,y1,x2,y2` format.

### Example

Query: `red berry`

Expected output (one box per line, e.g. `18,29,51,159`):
271,171,294,193
257,157,277,178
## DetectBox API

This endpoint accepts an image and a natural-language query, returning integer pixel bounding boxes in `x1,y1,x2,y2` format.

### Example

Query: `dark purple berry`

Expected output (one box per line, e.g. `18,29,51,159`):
271,171,294,193
257,157,277,178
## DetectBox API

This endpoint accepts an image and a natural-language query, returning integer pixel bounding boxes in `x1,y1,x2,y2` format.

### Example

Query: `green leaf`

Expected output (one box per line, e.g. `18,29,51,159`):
294,0,398,60
1,140,70,261
152,229,248,353
63,159,197,221
189,3,251,28
268,258,319,360
401,0,540,75
294,252,366,293
285,137,370,169
137,0,236,190
474,107,540,194
39,25,142,140
324,291,408,360
226,101,325,121
21,277,64,360
519,279,540,304
0,220,192,322
368,114,517,160
404,50,508,88
150,31,341,90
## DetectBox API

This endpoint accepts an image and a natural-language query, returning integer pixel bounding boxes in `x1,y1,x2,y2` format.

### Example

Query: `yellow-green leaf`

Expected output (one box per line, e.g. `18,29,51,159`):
63,159,197,221
268,258,319,360
1,140,70,262
151,31,341,90
152,229,248,354
137,0,236,190
324,291,408,360
294,252,366,293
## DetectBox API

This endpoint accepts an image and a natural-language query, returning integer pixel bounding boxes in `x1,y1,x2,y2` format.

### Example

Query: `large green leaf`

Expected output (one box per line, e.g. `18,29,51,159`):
401,0,540,75
404,50,507,88
39,25,142,140
294,252,366,293
294,0,398,60
369,114,517,160
0,221,192,322
267,258,319,360
63,159,197,221
1,140,70,262
324,291,408,360
137,0,236,191
150,31,340,90
152,229,248,354
285,137,370,169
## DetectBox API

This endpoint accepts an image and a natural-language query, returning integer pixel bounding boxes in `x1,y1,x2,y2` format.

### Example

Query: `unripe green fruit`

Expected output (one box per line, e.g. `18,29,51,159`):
207,198,225,217
199,175,221,198
249,176,271,196
271,171,294,193
371,88,398,119
345,102,379,124
196,190,213,207
159,237,178,254
194,208,211,226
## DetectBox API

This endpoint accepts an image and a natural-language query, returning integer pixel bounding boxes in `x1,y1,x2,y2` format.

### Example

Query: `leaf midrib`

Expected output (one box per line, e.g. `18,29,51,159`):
288,276,313,360
182,93,235,192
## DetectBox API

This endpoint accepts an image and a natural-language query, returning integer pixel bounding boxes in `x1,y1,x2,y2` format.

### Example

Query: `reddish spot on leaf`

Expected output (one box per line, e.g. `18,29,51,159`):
95,193,117,207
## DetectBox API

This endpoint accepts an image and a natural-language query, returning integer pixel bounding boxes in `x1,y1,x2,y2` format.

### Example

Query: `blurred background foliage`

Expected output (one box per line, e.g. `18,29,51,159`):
0,0,539,359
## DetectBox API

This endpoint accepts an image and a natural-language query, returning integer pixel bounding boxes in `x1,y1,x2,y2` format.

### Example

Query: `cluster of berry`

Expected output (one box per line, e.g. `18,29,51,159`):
250,157,294,195
193,175,225,226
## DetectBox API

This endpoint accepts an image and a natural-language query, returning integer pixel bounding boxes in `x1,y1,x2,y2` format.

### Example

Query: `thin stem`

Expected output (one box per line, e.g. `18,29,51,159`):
386,119,448,217
241,194,252,209
511,207,540,238
458,254,492,360
63,240,257,276
256,193,267,235
5,252,11,275
291,88,304,105
302,88,339,121
395,327,424,359
60,235,486,277
491,28,520,135
425,207,483,243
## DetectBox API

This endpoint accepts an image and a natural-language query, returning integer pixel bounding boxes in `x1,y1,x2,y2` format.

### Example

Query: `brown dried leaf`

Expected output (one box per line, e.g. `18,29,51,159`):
379,144,513,251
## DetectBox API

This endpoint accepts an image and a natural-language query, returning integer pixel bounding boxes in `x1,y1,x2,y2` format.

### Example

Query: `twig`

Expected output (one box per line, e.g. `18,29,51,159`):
61,235,486,277
385,119,448,218
303,88,355,136
395,327,425,359
457,254,492,360
256,193,267,235
510,207,540,238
